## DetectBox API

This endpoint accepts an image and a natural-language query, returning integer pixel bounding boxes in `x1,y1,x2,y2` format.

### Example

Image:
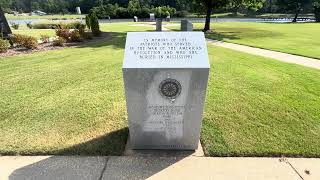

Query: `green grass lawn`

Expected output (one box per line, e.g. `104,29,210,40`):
12,25,56,39
202,45,320,157
11,23,151,39
0,23,152,155
1,22,319,156
167,22,320,59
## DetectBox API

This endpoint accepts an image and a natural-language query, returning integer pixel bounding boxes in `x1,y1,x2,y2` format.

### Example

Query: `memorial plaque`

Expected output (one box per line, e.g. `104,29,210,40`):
123,32,210,150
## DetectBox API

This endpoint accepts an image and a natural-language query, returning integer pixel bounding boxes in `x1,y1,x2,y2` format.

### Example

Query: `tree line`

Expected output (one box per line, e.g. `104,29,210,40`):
1,0,319,31
1,0,189,14
0,0,318,15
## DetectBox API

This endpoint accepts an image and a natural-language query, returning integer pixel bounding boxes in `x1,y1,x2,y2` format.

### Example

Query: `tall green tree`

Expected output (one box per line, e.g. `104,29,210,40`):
194,0,228,32
277,0,312,22
90,12,100,36
229,0,264,15
314,0,320,22
0,0,13,10
128,0,140,16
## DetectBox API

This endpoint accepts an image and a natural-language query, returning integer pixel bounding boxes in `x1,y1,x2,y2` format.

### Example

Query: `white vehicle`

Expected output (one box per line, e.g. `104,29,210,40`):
32,10,47,16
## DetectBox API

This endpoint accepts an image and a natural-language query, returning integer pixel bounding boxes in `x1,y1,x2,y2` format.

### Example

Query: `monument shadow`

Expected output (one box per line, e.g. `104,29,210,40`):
8,127,195,180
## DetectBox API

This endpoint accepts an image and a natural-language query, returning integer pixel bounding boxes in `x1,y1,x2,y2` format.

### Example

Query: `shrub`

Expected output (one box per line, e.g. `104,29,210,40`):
23,36,38,49
40,34,50,43
11,23,19,30
138,7,151,18
175,10,188,18
116,7,130,18
77,23,86,31
65,21,86,29
32,23,58,29
151,6,176,18
85,15,91,29
90,4,116,19
0,39,11,53
82,32,93,40
90,4,177,19
11,34,27,46
70,30,83,42
90,13,101,36
56,29,71,41
11,34,38,49
26,22,33,29
53,37,66,46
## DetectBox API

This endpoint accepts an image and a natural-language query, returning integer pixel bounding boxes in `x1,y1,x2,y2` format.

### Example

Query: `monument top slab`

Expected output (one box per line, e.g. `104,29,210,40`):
123,32,210,69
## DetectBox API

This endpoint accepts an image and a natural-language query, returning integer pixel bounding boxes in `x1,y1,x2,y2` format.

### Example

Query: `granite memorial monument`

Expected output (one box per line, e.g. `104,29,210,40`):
123,32,210,150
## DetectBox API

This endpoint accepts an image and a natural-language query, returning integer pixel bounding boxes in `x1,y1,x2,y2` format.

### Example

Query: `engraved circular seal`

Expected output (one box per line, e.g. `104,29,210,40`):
159,78,181,99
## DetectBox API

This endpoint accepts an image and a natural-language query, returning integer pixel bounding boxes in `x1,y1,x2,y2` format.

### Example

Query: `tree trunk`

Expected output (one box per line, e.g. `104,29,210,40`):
292,12,299,22
203,1,213,32
292,6,300,22
314,6,320,22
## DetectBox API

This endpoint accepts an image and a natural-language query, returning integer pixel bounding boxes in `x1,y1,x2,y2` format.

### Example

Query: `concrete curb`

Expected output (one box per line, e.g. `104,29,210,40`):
1,156,319,180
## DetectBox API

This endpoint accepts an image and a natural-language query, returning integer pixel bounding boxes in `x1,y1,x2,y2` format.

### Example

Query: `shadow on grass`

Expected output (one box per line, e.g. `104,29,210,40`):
73,29,170,49
73,31,127,50
54,127,129,156
205,30,241,41
190,27,283,41
1,127,129,156
8,126,193,180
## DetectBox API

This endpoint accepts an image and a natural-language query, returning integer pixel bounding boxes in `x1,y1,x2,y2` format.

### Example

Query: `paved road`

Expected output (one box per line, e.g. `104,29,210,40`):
1,156,320,180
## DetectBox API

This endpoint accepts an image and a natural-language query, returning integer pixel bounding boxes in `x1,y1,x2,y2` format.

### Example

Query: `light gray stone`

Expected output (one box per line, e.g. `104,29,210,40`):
156,19,162,31
123,32,210,150
181,20,193,31
133,16,138,22
76,7,81,14
123,136,204,157
150,13,155,21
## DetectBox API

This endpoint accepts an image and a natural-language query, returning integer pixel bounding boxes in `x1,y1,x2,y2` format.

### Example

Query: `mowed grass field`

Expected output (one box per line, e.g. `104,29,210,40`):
0,22,319,156
167,22,320,59
203,45,320,157
0,23,152,155
11,25,56,39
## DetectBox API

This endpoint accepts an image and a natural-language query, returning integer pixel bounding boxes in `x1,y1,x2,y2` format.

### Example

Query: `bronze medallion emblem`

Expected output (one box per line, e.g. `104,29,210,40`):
159,78,181,99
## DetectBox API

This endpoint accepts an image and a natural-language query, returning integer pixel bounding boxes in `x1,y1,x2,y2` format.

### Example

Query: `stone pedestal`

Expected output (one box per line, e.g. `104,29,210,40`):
150,13,155,21
133,16,138,22
123,32,210,150
181,20,193,31
156,19,162,31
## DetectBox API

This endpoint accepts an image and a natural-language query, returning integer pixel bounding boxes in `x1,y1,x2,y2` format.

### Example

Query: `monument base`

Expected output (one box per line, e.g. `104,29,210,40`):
123,136,204,157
